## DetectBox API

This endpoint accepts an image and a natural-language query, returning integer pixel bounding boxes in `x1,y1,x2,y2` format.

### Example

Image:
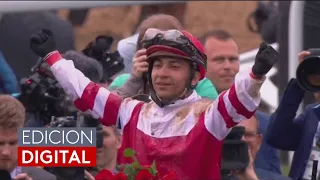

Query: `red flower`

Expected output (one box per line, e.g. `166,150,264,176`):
160,171,179,180
135,169,154,180
113,172,128,180
95,169,114,180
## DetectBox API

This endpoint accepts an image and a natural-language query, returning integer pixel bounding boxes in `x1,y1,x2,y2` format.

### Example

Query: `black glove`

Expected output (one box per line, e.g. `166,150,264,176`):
30,29,56,58
252,42,278,77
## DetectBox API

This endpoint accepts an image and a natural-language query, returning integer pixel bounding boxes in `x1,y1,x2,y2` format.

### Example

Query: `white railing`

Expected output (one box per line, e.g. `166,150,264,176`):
288,1,305,80
287,0,305,167
0,1,185,13
239,43,279,111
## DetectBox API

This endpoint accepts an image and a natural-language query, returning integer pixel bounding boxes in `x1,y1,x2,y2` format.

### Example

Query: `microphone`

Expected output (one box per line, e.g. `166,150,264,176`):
0,169,12,180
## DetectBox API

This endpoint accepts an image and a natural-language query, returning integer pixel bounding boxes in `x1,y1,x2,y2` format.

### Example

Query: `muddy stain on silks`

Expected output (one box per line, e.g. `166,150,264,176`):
193,99,212,119
174,99,213,124
175,106,191,124
142,101,154,118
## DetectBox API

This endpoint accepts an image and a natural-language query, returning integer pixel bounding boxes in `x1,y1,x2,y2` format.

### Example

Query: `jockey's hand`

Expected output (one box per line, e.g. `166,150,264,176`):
252,42,278,77
30,29,56,58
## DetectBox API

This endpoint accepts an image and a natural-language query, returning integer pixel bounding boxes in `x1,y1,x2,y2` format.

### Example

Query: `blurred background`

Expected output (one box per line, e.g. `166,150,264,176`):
57,1,261,53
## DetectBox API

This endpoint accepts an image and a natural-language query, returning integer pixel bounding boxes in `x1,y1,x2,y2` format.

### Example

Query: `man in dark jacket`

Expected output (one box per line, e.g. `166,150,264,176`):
265,51,320,180
0,11,75,80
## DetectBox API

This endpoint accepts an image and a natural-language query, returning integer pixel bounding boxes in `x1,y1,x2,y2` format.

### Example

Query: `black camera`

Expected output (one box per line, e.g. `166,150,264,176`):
45,115,104,180
19,58,78,125
297,48,320,92
221,126,249,179
82,36,125,83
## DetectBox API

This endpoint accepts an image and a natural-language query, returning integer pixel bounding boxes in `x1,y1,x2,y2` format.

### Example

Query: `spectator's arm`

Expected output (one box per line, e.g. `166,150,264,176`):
0,51,20,95
195,78,219,99
116,75,144,98
265,78,306,151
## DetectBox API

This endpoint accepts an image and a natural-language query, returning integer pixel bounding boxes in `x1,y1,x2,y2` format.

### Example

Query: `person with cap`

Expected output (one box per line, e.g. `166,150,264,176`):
29,28,278,179
117,33,139,74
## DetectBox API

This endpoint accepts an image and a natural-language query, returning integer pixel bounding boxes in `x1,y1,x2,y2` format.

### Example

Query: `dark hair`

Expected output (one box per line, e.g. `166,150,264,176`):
199,29,234,44
63,50,103,83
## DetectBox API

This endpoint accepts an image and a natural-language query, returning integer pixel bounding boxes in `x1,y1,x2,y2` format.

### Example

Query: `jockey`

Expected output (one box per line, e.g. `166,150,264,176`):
29,29,278,179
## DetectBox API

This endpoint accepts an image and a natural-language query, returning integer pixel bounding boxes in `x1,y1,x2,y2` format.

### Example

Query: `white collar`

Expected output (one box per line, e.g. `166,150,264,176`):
152,90,201,109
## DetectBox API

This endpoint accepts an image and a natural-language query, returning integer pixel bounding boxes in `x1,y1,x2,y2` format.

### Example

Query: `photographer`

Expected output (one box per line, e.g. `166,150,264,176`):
265,51,320,180
230,115,290,180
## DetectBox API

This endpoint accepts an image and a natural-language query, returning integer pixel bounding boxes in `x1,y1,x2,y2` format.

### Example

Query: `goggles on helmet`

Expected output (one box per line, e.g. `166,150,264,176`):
141,28,207,68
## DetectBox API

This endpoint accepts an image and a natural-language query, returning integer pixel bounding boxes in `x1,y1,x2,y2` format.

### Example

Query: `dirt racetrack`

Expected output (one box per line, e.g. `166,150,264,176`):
58,1,262,54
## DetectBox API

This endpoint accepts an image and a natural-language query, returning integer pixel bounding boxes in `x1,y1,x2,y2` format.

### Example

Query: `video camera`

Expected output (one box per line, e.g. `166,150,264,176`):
221,126,249,180
45,114,104,180
19,58,78,125
82,35,125,83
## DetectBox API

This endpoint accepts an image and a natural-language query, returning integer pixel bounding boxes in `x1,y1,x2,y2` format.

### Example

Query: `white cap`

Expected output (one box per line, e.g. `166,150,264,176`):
117,33,139,74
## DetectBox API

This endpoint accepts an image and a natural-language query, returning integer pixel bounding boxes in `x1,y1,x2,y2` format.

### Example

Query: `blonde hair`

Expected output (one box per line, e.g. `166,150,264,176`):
0,95,25,129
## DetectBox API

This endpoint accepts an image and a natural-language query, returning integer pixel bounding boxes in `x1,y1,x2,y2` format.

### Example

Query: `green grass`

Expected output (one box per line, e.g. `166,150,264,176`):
281,164,290,176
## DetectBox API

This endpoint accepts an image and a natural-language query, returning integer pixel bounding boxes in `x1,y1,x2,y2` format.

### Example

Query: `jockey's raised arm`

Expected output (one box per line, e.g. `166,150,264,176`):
205,70,264,140
43,51,124,126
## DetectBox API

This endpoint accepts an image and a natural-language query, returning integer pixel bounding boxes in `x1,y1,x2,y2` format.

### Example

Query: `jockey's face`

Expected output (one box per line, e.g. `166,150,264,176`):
151,57,199,102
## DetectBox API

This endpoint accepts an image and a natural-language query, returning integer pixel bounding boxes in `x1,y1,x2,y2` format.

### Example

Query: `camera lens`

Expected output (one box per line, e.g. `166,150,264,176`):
307,73,320,86
297,56,320,92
